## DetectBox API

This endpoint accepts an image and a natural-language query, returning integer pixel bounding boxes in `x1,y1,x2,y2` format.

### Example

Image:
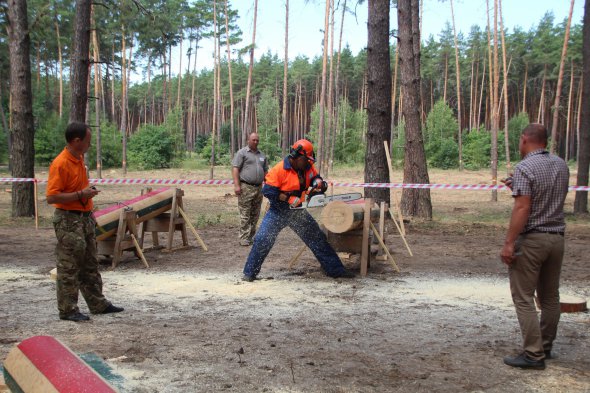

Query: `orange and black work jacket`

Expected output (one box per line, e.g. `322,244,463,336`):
263,156,321,209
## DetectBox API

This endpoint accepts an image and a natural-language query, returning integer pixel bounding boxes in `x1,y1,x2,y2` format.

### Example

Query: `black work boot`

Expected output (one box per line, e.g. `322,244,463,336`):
100,304,124,314
60,312,90,322
503,353,546,370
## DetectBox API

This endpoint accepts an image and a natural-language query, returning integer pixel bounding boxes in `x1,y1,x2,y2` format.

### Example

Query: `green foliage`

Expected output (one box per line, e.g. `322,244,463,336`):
333,99,366,164
127,123,176,169
0,127,7,164
34,114,69,166
87,122,123,169
425,100,459,169
199,134,231,166
391,120,405,168
256,89,282,163
507,113,530,160
462,127,491,170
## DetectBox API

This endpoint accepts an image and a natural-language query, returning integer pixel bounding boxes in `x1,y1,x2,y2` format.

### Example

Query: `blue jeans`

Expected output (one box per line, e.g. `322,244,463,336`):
243,207,346,278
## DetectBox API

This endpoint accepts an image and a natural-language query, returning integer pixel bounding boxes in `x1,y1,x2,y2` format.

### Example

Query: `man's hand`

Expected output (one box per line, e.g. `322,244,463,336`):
500,242,516,265
501,174,514,190
234,185,242,196
82,186,100,199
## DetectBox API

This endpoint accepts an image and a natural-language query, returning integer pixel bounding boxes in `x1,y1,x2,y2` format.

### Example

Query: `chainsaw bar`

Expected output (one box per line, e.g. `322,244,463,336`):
301,192,363,208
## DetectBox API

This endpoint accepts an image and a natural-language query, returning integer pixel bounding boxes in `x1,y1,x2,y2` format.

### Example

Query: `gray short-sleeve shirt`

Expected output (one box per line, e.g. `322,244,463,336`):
232,146,268,185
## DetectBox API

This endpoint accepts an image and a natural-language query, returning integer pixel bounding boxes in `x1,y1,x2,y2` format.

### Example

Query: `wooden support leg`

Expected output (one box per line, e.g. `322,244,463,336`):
360,198,372,277
370,221,400,273
167,190,179,251
388,208,414,257
176,191,189,247
178,207,208,251
112,210,128,268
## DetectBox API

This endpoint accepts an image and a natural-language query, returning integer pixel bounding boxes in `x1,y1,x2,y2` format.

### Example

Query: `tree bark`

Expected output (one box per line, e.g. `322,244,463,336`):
365,0,392,206
398,0,432,219
499,0,511,171
121,25,128,175
549,0,575,154
281,0,289,155
70,0,91,123
242,0,258,145
91,6,101,178
317,0,331,172
574,0,590,214
449,0,463,170
225,0,236,157
7,0,35,217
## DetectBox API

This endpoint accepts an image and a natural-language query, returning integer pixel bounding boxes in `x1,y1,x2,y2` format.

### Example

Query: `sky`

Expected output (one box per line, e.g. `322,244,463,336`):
152,0,585,81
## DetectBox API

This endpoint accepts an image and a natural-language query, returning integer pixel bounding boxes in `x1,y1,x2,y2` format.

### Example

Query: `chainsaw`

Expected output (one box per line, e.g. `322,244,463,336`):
293,192,363,209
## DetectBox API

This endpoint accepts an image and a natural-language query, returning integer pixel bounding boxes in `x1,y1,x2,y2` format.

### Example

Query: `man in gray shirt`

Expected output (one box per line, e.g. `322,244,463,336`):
232,133,268,246
500,123,569,370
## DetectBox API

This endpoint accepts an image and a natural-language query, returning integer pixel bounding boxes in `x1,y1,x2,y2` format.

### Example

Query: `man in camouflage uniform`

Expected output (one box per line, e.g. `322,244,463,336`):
46,122,124,322
231,132,268,246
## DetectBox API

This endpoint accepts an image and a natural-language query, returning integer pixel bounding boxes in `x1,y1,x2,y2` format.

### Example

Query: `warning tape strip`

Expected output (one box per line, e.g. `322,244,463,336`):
1,177,589,191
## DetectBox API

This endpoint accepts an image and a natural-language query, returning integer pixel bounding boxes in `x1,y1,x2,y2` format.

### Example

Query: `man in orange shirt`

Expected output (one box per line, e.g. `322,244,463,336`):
46,122,123,322
242,139,355,281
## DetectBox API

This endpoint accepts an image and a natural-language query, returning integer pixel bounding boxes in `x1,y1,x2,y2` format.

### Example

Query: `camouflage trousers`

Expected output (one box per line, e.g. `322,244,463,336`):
238,182,264,244
52,209,109,317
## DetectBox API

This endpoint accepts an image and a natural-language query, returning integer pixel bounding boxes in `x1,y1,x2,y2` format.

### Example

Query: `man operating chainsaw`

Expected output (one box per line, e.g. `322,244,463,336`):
242,139,355,282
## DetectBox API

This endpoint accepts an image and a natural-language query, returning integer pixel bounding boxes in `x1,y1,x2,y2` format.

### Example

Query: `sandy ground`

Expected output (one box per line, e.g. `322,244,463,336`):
1,167,589,392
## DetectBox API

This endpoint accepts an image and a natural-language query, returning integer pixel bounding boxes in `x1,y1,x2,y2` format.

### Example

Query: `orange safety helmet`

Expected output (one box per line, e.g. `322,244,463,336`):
289,139,315,162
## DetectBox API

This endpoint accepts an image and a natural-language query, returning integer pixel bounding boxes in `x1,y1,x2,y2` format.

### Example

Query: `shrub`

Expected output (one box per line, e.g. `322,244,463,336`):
87,122,123,169
425,100,459,168
128,124,175,169
463,127,491,170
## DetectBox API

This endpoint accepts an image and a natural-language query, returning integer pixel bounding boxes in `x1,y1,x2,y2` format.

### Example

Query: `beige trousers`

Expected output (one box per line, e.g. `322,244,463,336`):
509,232,564,360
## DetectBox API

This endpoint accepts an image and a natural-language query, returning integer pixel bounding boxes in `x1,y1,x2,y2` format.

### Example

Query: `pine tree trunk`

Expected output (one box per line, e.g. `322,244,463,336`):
224,0,236,156
325,0,335,176
70,0,91,123
365,0,392,205
499,0,511,171
7,0,35,217
281,0,289,155
450,0,463,170
398,0,432,219
121,25,128,174
54,13,63,118
331,0,347,171
565,61,574,161
487,0,499,201
91,6,102,178
317,0,331,172
210,0,218,179
549,0,575,154
242,0,258,145
522,63,528,114
574,0,589,214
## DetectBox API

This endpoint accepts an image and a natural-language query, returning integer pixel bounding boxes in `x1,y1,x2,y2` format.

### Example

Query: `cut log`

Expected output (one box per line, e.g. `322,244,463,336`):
2,336,116,393
320,199,380,234
560,295,587,313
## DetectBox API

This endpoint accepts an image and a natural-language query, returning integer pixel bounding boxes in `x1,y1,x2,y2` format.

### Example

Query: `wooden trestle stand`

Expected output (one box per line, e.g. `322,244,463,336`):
320,198,399,276
94,187,206,269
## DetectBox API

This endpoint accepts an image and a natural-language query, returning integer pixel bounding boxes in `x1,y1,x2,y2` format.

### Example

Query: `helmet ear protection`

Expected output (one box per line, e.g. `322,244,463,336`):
289,144,304,160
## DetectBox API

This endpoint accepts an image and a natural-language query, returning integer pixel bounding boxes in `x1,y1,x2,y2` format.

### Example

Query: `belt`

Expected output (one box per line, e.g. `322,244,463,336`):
57,208,93,217
240,180,262,187
524,230,564,236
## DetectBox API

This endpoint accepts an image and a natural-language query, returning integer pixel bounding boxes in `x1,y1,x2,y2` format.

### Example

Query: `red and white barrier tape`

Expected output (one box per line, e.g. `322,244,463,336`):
1,177,589,191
